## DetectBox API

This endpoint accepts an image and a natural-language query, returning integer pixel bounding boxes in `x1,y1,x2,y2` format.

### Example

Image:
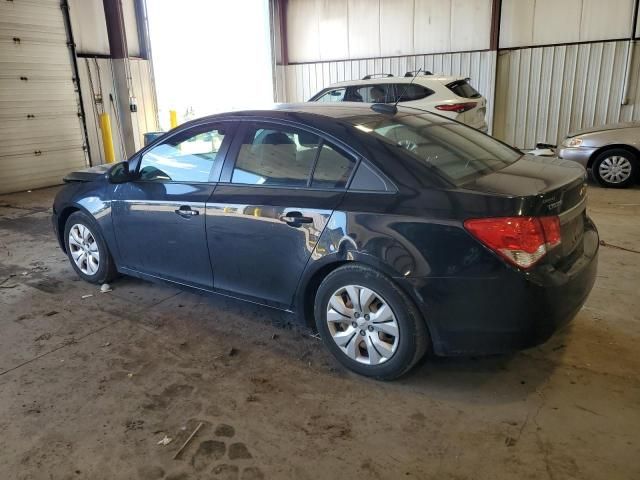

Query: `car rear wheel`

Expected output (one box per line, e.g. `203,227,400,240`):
592,149,637,188
64,211,117,284
314,264,429,380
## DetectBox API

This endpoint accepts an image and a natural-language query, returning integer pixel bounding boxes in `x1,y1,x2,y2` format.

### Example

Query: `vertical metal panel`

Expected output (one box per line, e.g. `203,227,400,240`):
318,0,349,60
414,0,451,54
286,0,320,63
451,0,491,51
380,0,414,56
68,0,110,55
501,0,635,49
348,0,380,58
580,0,634,41
494,40,637,149
78,58,157,164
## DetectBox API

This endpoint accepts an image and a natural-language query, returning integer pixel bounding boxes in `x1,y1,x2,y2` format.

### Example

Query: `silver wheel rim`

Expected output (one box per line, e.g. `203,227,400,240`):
326,285,400,365
599,156,632,184
68,223,100,275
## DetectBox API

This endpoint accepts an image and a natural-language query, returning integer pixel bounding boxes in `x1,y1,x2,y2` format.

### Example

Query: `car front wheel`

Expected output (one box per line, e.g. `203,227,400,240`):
314,264,429,380
592,148,637,188
64,211,117,284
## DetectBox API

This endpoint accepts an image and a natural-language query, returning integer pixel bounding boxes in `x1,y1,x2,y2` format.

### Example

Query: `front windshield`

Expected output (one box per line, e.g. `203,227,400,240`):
350,113,522,185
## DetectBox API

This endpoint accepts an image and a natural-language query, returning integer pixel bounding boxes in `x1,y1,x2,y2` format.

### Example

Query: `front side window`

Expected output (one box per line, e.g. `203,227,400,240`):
314,88,346,102
231,126,320,187
138,125,226,182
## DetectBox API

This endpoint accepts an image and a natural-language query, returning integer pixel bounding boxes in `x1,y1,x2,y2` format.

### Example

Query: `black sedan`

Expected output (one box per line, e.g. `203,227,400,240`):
52,103,598,380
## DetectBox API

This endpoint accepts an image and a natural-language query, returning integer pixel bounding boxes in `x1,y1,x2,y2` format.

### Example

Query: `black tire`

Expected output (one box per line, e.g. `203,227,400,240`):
591,148,637,188
314,264,430,380
63,211,117,284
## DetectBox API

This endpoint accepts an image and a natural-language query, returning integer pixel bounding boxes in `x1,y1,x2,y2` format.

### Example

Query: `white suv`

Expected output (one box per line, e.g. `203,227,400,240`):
309,72,488,132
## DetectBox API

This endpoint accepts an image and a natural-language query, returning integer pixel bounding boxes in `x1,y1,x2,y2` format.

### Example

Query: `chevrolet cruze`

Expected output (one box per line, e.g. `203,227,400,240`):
52,103,598,380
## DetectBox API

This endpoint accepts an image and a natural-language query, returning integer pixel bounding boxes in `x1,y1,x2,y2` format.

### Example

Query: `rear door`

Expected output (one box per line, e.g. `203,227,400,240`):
206,121,358,307
111,122,233,289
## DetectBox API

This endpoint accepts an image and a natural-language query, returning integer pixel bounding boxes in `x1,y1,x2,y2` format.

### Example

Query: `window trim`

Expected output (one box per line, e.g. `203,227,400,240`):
219,119,361,191
128,120,236,184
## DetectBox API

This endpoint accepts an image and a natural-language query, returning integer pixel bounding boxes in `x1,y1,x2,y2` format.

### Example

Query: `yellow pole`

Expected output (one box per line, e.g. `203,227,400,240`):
170,110,178,129
99,112,116,164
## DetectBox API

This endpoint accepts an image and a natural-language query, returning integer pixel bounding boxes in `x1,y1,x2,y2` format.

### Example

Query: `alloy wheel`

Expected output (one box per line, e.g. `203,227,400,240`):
599,155,633,184
326,285,400,365
68,223,100,275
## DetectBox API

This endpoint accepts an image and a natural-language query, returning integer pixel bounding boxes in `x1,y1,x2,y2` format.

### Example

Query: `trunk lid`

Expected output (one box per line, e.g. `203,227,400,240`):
462,155,588,265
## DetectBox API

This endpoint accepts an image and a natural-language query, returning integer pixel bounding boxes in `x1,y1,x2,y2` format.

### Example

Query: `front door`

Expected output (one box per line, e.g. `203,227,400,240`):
206,122,358,307
112,122,232,289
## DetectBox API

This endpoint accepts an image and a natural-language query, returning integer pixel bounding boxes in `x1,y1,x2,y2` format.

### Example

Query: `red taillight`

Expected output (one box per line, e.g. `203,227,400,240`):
464,216,562,269
435,102,477,113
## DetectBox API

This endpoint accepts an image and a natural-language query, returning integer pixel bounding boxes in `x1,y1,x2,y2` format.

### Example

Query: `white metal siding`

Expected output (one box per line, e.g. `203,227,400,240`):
278,50,497,131
286,0,492,62
500,0,634,49
493,40,639,149
78,58,158,165
0,0,87,194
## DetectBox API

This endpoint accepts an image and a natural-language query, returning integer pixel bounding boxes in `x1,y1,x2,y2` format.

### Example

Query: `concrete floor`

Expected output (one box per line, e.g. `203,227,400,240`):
0,184,638,480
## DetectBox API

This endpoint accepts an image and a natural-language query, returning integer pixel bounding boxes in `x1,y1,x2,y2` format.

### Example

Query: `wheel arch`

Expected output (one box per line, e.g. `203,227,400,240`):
296,256,433,343
57,203,101,253
587,144,640,169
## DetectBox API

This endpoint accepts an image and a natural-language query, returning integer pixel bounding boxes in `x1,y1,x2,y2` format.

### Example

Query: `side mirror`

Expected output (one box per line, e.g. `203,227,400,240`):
108,161,134,184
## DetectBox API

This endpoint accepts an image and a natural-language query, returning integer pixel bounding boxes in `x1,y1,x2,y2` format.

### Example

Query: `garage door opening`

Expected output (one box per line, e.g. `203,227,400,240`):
147,0,274,130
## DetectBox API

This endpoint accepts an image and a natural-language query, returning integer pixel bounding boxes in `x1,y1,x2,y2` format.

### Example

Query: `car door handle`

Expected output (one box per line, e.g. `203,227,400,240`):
174,206,199,218
279,211,313,226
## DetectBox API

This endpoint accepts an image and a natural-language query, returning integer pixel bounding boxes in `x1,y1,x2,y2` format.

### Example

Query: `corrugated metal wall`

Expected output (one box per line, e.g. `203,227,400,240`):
78,58,158,165
494,40,639,149
277,50,497,129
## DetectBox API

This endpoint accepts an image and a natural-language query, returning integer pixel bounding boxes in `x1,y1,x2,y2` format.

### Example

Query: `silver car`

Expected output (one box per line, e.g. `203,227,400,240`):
557,122,639,188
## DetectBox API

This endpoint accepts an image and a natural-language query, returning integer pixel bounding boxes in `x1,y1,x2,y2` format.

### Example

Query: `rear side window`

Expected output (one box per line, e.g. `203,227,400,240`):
232,126,319,187
313,88,346,102
346,84,394,103
393,84,433,102
446,80,481,99
311,144,356,189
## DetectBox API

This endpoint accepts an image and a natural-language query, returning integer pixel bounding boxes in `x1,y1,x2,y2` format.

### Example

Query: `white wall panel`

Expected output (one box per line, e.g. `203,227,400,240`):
533,0,581,45
414,0,451,54
68,0,110,55
499,0,534,48
451,0,491,51
501,0,634,49
347,0,380,59
380,0,414,56
318,0,349,60
287,0,321,63
122,0,140,57
494,40,637,149
580,0,633,41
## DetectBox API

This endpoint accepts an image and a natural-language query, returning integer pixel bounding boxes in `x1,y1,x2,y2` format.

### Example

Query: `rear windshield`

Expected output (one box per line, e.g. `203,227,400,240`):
446,80,481,99
349,113,521,185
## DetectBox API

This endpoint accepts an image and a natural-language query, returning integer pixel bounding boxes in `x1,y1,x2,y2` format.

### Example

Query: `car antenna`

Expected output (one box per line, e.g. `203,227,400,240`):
370,67,422,116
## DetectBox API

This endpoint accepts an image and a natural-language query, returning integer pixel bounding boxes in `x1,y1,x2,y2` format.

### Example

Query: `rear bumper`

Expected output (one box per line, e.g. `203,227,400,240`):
397,226,599,356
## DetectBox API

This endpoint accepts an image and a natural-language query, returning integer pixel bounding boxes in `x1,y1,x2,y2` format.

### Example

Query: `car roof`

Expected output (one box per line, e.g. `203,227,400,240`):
326,75,465,88
193,102,434,123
